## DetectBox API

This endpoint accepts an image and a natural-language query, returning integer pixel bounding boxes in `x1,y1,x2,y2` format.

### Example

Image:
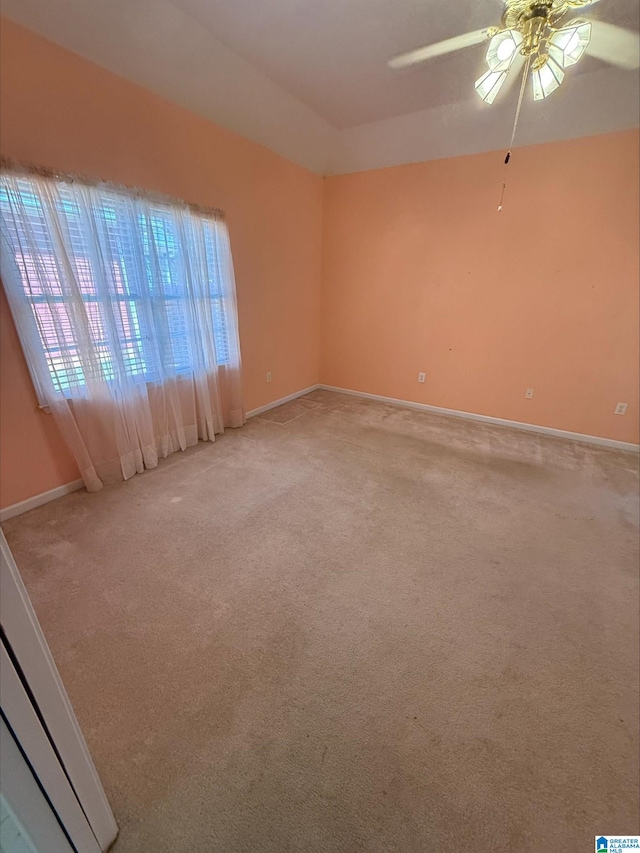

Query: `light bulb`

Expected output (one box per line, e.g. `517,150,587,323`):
497,40,515,61
486,29,523,72
548,22,591,68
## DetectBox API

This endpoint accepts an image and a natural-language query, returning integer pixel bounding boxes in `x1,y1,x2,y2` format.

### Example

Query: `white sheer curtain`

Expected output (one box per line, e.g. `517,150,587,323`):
0,171,244,492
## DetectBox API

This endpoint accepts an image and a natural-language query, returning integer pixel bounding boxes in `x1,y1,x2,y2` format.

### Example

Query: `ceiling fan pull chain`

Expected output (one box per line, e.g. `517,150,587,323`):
498,55,531,211
498,181,507,211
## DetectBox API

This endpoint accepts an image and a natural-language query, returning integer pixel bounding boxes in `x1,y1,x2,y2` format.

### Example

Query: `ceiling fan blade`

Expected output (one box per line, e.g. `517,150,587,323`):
587,20,639,70
388,28,492,70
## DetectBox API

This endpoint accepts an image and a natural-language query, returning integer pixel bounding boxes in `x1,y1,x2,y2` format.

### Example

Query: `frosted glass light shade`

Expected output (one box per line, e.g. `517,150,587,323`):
475,68,508,104
531,55,565,100
548,22,592,67
486,29,524,71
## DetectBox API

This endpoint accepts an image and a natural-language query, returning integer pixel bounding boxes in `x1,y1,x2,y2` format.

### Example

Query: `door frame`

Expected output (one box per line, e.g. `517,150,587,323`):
0,529,118,851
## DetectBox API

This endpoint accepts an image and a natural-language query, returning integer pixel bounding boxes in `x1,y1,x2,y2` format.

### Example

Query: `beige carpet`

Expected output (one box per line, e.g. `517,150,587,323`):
3,390,639,852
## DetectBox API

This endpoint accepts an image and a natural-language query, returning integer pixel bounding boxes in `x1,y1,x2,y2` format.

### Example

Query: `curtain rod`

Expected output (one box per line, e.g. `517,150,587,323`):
0,157,226,220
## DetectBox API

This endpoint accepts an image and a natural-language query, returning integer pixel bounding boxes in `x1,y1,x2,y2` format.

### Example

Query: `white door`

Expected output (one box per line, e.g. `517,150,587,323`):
1,717,74,853
0,530,118,852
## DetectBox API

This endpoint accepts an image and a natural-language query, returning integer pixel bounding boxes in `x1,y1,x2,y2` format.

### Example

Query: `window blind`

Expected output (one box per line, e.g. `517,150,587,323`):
0,176,232,401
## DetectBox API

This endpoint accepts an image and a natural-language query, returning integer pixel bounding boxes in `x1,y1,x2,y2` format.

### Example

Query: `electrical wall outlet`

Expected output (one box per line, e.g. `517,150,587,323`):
266,371,272,383
418,372,426,383
614,402,628,415
524,388,535,399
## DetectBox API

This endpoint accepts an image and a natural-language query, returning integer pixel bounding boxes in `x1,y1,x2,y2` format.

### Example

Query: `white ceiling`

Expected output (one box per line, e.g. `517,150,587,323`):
2,0,639,174
173,0,639,128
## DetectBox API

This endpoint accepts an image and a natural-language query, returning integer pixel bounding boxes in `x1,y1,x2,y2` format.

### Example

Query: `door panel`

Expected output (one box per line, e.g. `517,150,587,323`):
0,643,101,853
0,717,74,853
0,530,117,851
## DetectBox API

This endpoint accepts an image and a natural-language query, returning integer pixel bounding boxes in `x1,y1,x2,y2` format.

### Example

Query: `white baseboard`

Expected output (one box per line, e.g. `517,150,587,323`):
0,480,85,523
1,384,634,523
318,385,640,453
1,386,322,522
246,385,320,418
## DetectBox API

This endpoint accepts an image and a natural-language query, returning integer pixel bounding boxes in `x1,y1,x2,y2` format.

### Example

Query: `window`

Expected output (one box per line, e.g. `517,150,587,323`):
0,175,234,403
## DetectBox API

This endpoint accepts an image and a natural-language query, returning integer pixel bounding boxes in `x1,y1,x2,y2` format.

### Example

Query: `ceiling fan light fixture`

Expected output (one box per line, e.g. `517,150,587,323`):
475,68,508,104
486,29,524,71
531,54,565,100
548,21,592,67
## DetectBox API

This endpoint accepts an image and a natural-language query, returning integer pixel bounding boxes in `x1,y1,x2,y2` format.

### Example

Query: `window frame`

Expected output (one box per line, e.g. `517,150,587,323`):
0,178,232,409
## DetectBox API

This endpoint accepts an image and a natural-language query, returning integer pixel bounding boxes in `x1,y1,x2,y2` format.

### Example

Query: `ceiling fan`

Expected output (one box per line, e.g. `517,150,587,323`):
388,0,640,104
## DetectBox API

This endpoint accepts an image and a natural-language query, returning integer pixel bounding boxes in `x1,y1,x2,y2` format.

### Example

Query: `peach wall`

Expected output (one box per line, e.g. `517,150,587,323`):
0,18,323,508
1,20,638,509
0,286,81,504
321,130,640,444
